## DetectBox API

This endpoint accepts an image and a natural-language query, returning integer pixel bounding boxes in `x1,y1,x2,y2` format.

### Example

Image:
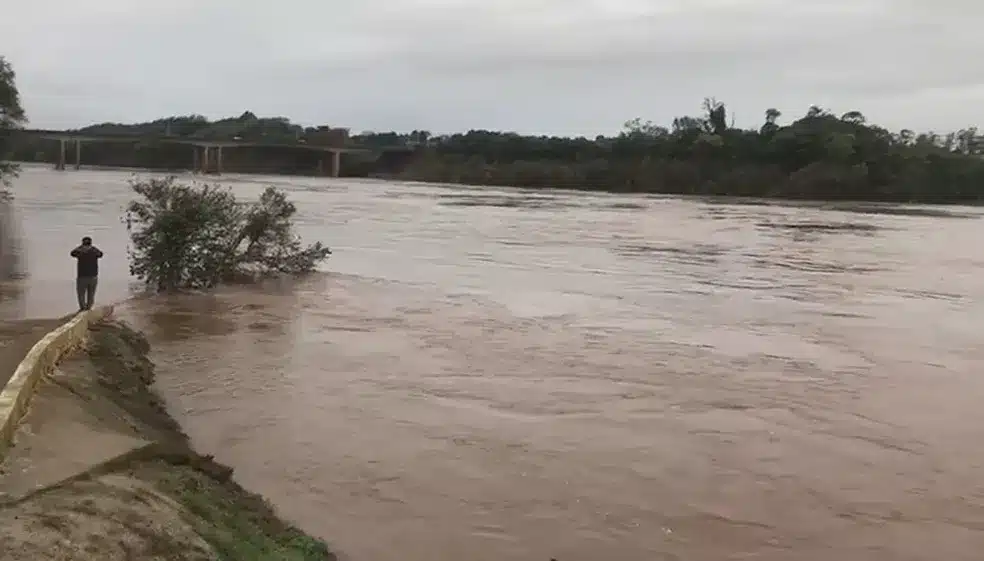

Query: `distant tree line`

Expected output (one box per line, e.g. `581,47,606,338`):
46,99,980,203
399,99,984,203
3,47,983,202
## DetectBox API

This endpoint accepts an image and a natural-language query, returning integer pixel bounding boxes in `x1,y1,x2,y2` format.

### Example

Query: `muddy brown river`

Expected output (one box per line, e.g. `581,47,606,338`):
5,164,984,560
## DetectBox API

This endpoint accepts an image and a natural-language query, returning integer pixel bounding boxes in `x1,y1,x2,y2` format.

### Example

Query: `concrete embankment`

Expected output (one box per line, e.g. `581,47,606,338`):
0,311,335,561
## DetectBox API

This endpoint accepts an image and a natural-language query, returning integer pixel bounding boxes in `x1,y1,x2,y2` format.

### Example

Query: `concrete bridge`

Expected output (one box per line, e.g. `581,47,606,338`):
4,129,407,177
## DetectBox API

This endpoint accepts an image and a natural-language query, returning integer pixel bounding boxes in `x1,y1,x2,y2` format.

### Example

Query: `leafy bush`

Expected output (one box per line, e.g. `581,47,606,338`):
124,176,331,291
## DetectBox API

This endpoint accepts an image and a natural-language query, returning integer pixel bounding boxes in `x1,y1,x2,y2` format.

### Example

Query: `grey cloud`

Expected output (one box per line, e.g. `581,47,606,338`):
1,0,981,135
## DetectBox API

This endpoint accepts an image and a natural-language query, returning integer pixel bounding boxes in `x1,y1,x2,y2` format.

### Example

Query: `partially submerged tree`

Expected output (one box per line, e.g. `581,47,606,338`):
0,55,27,187
124,177,331,291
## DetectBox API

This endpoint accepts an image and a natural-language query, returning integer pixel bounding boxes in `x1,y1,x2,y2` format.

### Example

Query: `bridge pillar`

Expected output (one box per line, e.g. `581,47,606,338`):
318,152,341,177
215,146,223,175
74,140,82,170
201,146,210,174
192,146,199,172
55,139,66,171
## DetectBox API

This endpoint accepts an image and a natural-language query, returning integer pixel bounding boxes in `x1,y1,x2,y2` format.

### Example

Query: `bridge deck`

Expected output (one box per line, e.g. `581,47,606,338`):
3,129,412,153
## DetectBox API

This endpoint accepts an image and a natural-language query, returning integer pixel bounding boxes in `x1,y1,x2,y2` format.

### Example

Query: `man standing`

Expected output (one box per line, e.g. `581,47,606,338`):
70,236,103,311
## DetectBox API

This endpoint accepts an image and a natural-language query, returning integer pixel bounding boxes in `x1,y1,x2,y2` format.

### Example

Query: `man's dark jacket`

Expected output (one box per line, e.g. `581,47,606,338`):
71,246,103,278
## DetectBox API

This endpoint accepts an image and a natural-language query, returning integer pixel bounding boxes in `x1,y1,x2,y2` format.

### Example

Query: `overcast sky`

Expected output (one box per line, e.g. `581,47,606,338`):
1,0,979,136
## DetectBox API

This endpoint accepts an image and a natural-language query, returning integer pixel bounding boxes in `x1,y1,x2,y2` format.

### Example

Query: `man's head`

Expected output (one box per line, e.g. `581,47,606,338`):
81,236,92,246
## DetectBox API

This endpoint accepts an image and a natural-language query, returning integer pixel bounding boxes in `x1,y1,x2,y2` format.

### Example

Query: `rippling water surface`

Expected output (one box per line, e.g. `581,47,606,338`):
7,164,984,560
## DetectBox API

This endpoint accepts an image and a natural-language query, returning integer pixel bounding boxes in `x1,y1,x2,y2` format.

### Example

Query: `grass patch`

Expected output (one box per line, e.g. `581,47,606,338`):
154,462,334,561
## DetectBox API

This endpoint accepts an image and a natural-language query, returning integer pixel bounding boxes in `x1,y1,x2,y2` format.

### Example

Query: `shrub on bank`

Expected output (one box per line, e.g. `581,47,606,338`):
124,176,331,291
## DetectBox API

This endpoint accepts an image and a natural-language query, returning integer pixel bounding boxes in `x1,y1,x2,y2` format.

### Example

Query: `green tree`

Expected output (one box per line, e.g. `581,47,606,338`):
124,177,331,291
760,108,782,137
806,105,828,118
623,118,668,138
0,56,25,280
0,56,27,186
840,111,866,125
703,98,728,135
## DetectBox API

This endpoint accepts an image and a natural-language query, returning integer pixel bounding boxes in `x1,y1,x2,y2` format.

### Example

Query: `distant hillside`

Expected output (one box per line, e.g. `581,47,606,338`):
75,112,323,145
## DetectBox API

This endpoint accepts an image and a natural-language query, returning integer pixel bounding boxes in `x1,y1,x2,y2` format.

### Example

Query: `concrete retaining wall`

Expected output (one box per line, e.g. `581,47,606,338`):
0,305,113,454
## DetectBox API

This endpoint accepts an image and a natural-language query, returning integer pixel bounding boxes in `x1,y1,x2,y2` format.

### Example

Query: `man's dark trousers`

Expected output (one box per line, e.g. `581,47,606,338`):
77,276,97,311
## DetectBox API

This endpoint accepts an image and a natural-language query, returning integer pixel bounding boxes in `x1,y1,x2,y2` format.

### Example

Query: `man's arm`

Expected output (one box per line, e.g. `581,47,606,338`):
70,246,82,257
93,247,103,258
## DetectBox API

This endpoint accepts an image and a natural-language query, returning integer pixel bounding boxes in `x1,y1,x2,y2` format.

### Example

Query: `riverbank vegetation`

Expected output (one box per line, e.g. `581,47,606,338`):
397,101,984,203
0,56,24,280
124,177,331,291
12,102,984,203
0,55,26,187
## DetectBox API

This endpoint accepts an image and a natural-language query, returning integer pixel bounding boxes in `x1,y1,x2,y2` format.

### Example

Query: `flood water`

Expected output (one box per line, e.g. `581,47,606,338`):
6,164,984,560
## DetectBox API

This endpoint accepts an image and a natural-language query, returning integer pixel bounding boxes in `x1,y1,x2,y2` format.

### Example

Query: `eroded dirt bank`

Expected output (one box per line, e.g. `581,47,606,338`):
0,320,335,561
